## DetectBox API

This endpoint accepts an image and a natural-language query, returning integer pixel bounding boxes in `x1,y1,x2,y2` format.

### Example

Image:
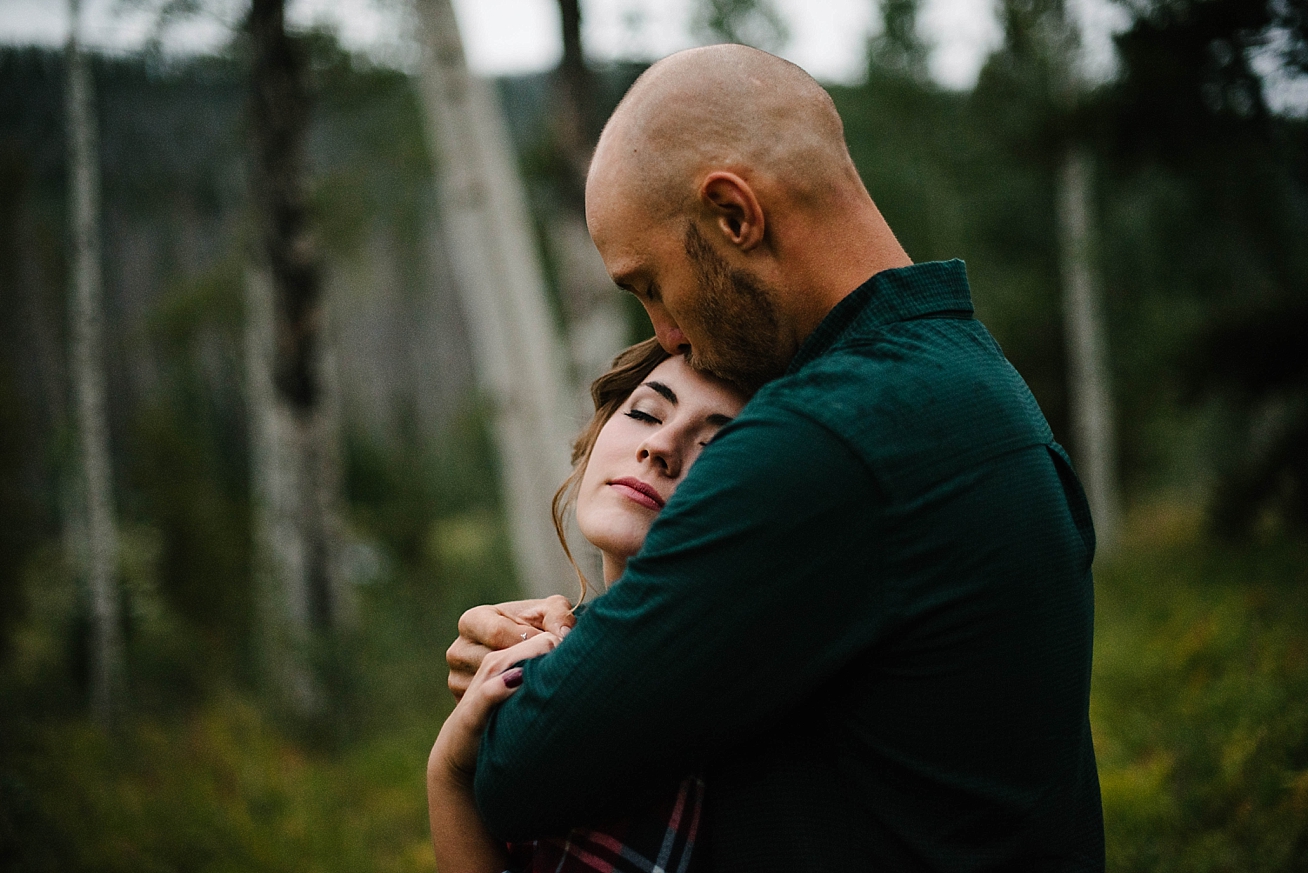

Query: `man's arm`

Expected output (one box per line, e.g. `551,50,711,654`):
474,407,886,839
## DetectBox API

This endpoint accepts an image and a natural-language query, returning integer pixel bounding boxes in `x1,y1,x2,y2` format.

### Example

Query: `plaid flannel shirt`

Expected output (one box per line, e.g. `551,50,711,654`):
507,775,703,873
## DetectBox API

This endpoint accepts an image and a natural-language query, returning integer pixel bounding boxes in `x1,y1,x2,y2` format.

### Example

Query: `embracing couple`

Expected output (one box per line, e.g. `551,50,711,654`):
427,45,1105,873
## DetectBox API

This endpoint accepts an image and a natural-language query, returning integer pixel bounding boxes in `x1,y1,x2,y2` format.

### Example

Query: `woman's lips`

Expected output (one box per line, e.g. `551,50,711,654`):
609,477,665,510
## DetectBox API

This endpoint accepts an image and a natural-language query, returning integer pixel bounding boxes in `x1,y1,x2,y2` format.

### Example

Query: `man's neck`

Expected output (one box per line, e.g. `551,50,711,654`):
781,205,912,351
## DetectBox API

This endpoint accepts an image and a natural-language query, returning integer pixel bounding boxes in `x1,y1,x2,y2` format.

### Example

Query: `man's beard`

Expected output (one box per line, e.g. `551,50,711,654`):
682,223,790,395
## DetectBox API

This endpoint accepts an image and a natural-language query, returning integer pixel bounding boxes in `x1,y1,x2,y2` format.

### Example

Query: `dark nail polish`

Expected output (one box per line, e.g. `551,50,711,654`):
503,668,524,688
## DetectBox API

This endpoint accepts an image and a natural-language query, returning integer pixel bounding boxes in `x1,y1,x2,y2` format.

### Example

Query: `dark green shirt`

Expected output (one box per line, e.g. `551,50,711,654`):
476,261,1105,872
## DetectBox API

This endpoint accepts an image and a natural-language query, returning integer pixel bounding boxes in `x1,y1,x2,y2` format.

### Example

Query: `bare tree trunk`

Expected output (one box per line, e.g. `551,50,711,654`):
66,0,122,724
413,0,578,599
554,0,593,191
549,0,629,399
1057,144,1120,550
246,0,347,715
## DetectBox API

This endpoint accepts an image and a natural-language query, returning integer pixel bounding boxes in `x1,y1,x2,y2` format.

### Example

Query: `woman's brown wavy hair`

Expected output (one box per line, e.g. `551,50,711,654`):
551,337,671,603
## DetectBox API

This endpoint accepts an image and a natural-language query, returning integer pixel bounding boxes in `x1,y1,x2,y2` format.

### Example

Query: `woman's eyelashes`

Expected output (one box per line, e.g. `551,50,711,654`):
624,401,725,446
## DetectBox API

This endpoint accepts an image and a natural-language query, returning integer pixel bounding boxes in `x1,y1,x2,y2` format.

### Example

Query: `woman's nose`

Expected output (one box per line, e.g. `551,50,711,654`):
637,427,683,479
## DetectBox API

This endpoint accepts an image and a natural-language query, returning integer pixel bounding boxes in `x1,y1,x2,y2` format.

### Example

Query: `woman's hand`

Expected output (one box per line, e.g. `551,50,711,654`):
427,631,561,873
431,630,561,782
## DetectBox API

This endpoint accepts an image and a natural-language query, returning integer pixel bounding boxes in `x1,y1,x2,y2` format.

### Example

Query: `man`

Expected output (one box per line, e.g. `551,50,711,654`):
447,44,1104,871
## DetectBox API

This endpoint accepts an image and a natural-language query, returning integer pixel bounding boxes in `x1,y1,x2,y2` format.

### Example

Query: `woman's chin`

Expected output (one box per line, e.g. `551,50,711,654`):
578,515,653,563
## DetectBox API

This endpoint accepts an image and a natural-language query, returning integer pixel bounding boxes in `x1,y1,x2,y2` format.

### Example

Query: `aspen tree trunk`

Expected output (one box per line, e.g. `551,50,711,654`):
413,0,578,599
67,0,122,724
554,0,594,188
246,0,347,715
1057,144,1120,550
550,0,628,399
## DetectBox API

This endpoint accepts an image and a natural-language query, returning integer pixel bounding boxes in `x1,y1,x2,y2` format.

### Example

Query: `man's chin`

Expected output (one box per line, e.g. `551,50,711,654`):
686,350,783,396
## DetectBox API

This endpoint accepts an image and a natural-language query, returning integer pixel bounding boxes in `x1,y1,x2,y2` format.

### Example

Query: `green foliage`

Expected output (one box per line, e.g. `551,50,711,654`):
1093,509,1308,869
0,695,439,873
0,361,43,666
1104,0,1308,528
0,407,520,868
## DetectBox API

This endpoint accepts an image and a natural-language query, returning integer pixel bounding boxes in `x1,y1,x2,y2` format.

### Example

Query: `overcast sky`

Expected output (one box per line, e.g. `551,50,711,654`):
0,0,1133,90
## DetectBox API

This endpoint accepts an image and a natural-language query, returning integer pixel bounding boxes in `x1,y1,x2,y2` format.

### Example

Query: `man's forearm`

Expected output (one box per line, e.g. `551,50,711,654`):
473,411,879,839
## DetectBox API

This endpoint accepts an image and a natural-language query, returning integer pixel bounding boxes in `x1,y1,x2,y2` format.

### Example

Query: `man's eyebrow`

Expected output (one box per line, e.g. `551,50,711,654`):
643,380,677,404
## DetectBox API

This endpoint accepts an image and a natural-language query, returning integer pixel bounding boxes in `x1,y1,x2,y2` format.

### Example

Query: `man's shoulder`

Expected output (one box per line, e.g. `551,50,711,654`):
748,315,1054,491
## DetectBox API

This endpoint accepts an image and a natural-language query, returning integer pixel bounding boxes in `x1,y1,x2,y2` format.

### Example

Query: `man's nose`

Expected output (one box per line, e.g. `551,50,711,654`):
642,302,690,355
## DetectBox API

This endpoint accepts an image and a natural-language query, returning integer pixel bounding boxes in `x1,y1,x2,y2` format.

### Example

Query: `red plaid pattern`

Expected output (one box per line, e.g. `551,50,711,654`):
507,775,704,873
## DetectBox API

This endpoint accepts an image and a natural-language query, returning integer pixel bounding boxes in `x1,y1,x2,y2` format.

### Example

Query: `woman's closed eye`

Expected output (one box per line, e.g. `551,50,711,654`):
697,424,731,448
625,408,661,425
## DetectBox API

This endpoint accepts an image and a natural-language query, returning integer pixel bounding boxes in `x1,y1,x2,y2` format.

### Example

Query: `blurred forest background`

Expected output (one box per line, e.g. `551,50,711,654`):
1,0,1306,870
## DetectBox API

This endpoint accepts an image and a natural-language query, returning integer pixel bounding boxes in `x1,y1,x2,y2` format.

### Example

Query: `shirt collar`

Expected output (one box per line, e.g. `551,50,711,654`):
786,259,975,374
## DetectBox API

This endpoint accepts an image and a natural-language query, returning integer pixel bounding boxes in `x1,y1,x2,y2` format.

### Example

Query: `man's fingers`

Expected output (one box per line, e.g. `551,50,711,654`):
446,637,491,700
447,671,469,701
457,604,545,651
492,595,575,635
537,594,577,638
447,597,575,701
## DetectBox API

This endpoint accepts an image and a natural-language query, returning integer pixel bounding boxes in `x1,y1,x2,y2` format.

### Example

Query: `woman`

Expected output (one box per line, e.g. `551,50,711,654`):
427,337,749,873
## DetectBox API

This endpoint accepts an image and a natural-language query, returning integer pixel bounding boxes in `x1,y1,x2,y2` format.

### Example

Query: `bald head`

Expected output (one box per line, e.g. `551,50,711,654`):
588,44,865,221
585,45,910,379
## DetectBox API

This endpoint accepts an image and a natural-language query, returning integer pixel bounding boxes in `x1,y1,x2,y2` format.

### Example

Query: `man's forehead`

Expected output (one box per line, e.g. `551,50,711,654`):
593,225,647,287
586,174,650,249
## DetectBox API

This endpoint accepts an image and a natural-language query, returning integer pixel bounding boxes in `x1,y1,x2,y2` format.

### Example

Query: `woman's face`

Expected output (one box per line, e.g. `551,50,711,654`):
576,356,746,568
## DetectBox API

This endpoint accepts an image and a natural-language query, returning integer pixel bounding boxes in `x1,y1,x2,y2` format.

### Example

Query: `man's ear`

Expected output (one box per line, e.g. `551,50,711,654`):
700,172,764,252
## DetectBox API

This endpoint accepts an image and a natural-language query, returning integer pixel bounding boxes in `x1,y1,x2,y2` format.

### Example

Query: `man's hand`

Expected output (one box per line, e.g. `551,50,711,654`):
446,595,576,700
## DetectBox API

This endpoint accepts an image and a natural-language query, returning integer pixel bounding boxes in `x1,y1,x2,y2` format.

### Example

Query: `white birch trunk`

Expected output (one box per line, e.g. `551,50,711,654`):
244,0,350,716
246,265,317,714
549,212,622,587
1056,144,1120,550
66,0,122,722
412,0,578,599
245,270,349,717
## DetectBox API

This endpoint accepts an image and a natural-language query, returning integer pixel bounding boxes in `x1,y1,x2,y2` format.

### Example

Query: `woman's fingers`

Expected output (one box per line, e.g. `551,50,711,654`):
458,632,561,720
472,631,561,684
434,632,562,776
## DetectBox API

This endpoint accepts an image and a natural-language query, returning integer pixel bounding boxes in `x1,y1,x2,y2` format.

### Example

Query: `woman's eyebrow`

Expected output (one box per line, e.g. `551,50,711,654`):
643,381,677,404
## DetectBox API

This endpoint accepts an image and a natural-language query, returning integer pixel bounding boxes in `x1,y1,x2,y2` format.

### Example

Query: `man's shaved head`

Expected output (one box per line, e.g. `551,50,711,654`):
588,44,864,220
585,45,909,387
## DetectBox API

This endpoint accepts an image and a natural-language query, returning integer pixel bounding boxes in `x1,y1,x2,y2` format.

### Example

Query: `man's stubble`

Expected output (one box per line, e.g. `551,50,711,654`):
682,223,791,396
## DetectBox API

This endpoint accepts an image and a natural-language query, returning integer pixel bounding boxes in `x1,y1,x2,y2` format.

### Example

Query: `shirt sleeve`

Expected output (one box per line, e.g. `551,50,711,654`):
473,405,888,840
